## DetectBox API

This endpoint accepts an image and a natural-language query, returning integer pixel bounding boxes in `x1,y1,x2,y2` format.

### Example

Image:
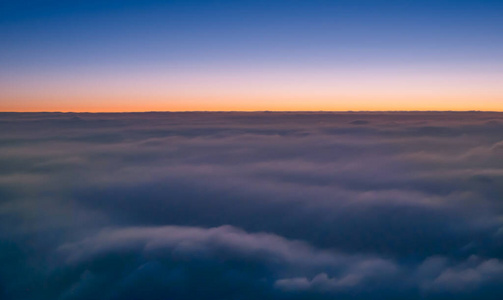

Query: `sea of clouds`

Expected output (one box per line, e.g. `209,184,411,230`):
0,111,502,300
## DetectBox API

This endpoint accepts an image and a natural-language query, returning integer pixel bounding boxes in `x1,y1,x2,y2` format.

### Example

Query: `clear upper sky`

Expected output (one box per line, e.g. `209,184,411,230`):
1,0,502,111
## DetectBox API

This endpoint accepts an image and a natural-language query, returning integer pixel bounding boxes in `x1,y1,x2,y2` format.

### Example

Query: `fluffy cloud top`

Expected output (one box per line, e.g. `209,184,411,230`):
0,112,502,299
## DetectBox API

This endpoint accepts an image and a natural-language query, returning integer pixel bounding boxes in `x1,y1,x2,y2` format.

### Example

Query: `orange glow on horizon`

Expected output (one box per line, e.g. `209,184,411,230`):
2,65,502,112
2,94,502,113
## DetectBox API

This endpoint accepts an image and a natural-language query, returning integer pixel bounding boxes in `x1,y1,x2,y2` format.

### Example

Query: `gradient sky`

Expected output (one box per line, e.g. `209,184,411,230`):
1,0,502,111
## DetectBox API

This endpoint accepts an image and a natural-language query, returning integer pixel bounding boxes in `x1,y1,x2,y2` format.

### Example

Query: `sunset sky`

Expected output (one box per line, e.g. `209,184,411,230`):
2,2,503,298
1,0,502,111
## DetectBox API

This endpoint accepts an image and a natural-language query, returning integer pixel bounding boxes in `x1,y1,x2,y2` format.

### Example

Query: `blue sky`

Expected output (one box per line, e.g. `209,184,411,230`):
1,0,502,111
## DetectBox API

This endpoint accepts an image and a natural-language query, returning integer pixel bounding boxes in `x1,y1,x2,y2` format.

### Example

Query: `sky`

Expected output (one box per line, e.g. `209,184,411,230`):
1,111,503,299
1,0,502,111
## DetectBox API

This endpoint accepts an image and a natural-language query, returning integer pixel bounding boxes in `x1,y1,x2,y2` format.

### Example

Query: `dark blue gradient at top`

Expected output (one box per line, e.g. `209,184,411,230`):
1,0,502,72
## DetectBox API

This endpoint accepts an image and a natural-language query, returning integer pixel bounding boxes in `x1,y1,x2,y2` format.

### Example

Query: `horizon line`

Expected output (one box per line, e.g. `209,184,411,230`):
1,110,503,114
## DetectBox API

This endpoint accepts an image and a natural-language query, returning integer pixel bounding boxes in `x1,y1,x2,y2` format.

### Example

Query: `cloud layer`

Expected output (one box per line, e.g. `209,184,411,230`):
0,111,503,299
